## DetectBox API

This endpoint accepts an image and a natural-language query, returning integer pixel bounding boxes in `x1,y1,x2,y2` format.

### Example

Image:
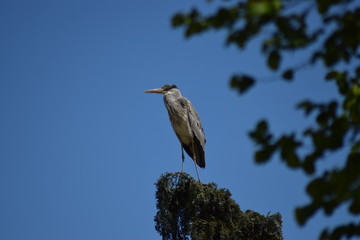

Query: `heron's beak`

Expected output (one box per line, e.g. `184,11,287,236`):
144,88,164,94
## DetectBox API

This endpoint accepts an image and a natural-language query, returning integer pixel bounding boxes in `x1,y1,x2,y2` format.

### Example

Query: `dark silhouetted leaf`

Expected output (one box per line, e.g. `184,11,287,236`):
230,75,255,94
295,205,317,226
268,50,281,70
172,13,185,27
320,223,360,240
255,146,275,163
282,69,294,81
303,154,317,174
277,135,301,168
297,100,315,116
249,120,273,145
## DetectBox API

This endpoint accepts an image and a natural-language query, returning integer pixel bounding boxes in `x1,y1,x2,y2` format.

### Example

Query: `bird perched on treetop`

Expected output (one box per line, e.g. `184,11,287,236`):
144,84,206,181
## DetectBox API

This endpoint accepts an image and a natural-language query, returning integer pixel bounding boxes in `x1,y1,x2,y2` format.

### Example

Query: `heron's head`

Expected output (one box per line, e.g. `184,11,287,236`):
144,84,178,94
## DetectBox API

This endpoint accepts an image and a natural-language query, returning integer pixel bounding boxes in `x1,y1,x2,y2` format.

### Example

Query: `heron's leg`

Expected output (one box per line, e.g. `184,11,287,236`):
181,146,185,172
193,159,201,182
191,142,201,182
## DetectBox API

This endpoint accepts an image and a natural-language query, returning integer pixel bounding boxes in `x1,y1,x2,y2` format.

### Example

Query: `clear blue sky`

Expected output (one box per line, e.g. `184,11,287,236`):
0,1,354,239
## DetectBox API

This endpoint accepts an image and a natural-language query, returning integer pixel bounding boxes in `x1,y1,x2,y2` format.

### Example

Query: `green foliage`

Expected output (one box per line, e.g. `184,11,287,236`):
320,222,360,240
171,0,360,239
155,172,283,240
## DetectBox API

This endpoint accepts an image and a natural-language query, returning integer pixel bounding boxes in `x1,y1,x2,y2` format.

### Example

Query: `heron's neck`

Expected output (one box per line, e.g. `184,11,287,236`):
164,89,182,100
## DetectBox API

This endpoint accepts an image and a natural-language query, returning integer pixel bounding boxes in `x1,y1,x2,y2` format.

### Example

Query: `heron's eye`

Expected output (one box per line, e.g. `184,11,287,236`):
162,84,170,90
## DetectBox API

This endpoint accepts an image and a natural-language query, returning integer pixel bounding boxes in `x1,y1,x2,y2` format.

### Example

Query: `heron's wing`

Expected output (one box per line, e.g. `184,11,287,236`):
179,97,206,167
179,98,205,145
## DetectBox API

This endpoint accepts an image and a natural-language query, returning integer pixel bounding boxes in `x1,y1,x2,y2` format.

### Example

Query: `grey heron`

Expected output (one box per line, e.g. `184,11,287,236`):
144,84,206,181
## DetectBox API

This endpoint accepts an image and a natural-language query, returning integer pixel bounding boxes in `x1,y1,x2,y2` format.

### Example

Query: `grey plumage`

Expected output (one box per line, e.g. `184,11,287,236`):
144,84,206,180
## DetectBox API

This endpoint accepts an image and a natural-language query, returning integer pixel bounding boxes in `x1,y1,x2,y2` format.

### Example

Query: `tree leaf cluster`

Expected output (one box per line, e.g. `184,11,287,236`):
171,0,360,239
155,172,283,240
171,0,359,88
